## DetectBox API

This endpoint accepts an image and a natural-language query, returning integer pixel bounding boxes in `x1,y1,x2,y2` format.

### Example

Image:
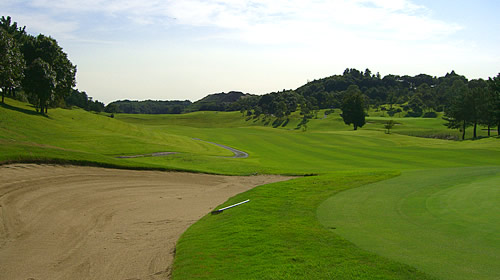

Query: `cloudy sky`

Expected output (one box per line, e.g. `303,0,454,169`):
2,0,499,103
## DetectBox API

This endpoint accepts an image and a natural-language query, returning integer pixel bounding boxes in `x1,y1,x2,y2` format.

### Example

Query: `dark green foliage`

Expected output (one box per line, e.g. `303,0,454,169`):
0,28,25,103
0,16,26,41
443,80,472,140
186,91,254,112
384,120,395,134
1,16,76,114
340,85,366,130
422,112,437,118
23,58,56,114
107,99,192,114
487,74,500,135
22,35,76,113
65,89,105,112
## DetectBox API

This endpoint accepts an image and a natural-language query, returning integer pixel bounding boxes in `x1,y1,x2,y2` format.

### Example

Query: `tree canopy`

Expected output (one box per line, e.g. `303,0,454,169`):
1,16,77,114
340,85,366,130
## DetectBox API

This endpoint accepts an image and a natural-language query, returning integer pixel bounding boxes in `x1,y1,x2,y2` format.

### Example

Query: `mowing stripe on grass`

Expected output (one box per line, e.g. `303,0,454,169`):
317,166,500,280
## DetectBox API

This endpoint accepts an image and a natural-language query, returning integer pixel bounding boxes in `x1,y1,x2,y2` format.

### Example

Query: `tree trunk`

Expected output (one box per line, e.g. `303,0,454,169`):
353,124,358,130
462,120,466,140
473,122,477,139
487,125,490,137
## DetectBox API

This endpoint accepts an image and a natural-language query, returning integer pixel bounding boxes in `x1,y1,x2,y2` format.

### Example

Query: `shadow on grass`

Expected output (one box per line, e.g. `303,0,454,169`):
0,102,45,117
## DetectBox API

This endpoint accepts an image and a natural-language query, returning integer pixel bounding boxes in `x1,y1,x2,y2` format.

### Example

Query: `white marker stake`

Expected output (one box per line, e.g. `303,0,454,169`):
211,199,250,214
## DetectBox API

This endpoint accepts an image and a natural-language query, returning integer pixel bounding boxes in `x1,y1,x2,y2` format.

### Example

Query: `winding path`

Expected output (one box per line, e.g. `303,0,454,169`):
193,138,249,158
116,140,248,159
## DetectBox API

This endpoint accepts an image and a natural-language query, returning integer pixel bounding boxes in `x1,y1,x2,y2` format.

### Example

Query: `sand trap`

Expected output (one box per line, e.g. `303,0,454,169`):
0,164,292,280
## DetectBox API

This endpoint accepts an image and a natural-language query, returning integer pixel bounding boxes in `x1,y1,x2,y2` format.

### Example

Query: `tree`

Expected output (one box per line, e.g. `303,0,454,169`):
23,58,56,114
22,34,76,114
486,74,500,135
407,93,424,117
0,16,26,41
443,80,470,140
340,85,366,130
416,83,435,112
384,120,395,134
468,79,489,139
0,28,25,103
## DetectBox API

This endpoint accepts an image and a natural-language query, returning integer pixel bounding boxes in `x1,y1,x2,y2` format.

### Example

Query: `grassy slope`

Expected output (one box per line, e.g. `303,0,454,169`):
1,99,499,279
317,167,500,280
0,99,233,171
115,111,499,175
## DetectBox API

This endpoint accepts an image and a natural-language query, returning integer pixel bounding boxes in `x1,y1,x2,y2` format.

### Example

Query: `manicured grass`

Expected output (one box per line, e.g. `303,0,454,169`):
173,172,436,280
115,112,500,175
1,98,499,279
0,98,233,171
317,167,500,280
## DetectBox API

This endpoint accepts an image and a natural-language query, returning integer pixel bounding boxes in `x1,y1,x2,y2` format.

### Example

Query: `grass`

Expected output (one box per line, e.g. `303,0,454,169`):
317,167,500,280
173,172,436,280
0,99,233,172
1,98,499,279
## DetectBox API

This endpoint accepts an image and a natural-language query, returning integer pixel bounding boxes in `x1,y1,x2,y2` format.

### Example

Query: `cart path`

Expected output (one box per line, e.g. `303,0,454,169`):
0,164,292,280
193,138,249,158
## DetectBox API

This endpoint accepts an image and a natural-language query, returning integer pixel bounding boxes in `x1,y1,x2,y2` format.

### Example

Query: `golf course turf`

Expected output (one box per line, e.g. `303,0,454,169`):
1,98,499,279
317,167,500,280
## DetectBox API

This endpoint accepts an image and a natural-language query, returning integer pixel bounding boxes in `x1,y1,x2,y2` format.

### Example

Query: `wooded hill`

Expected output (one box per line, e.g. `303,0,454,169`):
106,91,254,114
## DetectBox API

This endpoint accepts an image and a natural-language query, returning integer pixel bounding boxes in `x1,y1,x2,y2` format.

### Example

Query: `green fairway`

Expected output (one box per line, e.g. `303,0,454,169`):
1,98,499,279
173,172,436,280
317,167,500,280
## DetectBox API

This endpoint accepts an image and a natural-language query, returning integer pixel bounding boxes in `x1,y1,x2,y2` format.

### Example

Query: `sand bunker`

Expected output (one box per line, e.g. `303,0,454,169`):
0,164,291,280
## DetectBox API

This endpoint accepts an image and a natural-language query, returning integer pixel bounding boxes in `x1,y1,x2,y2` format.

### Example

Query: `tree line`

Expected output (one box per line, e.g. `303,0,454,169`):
0,16,105,114
233,68,499,137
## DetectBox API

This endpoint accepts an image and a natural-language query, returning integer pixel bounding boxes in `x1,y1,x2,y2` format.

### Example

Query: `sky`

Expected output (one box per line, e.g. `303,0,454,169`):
2,0,499,104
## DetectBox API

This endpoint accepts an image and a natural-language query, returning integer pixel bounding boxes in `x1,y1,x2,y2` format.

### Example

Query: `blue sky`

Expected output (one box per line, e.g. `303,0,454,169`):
2,0,499,103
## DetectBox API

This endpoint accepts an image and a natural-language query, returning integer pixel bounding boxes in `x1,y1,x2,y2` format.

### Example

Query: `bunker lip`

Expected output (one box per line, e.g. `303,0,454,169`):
116,151,178,158
0,164,292,280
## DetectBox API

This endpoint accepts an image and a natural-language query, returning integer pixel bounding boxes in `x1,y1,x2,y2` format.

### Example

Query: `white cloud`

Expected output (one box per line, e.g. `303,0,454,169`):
15,0,462,43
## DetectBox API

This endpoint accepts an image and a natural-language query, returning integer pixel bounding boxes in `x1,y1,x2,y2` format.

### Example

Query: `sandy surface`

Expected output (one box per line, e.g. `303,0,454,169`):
0,164,291,280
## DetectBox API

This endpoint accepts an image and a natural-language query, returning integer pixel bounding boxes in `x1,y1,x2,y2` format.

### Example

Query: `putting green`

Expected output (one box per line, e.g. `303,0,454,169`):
317,166,500,280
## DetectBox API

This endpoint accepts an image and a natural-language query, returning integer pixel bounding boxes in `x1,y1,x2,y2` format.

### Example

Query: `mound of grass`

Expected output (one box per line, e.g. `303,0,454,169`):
173,172,435,279
0,98,232,169
317,167,500,280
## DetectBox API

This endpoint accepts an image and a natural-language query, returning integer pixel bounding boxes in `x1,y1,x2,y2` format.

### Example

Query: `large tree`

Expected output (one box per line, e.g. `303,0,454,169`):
22,34,76,114
468,79,489,139
23,58,56,114
443,80,471,140
0,28,25,103
340,85,366,130
487,74,500,135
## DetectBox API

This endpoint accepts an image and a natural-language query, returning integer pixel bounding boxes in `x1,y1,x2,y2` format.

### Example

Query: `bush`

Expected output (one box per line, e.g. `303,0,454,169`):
405,110,423,117
422,111,438,118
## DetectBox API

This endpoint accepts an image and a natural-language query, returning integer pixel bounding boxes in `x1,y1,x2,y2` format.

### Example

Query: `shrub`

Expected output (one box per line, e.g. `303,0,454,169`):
422,111,438,118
